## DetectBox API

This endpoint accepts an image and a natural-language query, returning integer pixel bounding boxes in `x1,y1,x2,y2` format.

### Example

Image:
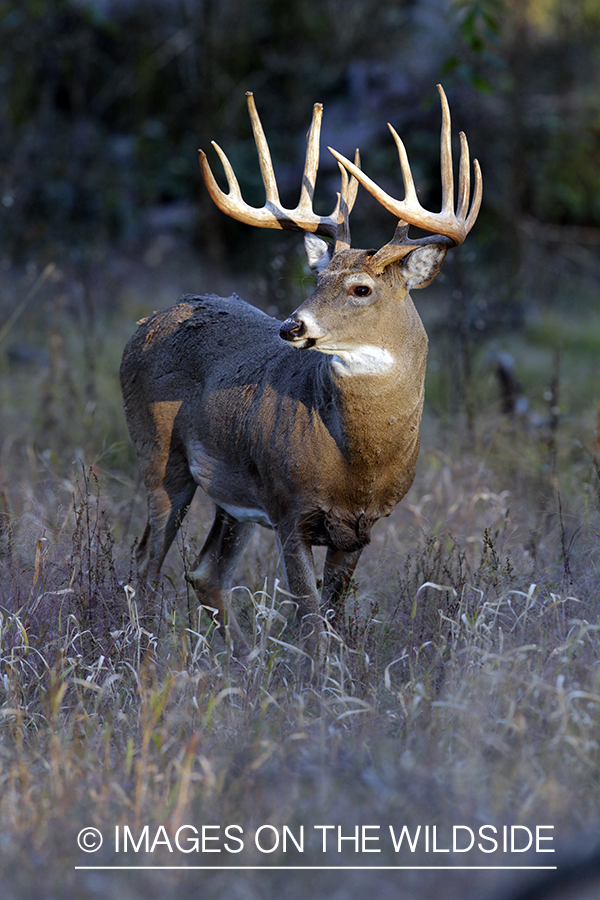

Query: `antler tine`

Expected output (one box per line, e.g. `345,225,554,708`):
466,158,483,232
206,142,241,197
387,125,418,206
349,150,360,208
199,94,358,243
328,145,398,218
246,92,280,206
199,143,244,213
438,84,455,215
456,131,470,221
329,83,483,248
333,150,360,253
298,102,323,213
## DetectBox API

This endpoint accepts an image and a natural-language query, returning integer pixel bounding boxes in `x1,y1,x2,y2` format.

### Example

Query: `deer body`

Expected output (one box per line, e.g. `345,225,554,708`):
121,88,481,658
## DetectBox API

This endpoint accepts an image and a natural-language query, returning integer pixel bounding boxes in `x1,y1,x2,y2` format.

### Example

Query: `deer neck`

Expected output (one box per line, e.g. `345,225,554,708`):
321,296,428,460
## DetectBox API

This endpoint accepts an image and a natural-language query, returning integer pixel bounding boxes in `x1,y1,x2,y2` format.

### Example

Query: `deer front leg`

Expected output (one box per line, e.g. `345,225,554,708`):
321,547,363,631
276,525,322,657
188,505,255,658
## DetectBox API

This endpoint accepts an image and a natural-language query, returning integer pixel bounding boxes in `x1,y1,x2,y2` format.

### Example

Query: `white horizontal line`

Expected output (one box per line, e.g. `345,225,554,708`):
75,865,558,871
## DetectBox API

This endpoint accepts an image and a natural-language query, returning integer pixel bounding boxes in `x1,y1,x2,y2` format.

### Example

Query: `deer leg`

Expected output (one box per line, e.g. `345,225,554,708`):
188,505,255,658
321,547,363,630
137,456,197,584
276,528,322,653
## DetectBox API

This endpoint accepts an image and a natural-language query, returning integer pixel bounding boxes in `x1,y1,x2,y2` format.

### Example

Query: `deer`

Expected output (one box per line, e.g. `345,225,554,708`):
120,85,482,662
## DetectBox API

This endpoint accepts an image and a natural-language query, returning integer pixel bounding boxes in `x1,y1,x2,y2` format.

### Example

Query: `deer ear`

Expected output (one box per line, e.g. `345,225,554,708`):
304,233,332,274
400,244,447,290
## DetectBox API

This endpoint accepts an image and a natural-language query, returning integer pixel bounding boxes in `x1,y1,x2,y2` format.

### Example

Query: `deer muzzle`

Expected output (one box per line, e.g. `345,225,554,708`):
280,309,328,347
280,314,309,344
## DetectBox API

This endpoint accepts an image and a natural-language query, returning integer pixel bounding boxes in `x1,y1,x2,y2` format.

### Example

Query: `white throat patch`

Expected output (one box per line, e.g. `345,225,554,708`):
320,344,396,376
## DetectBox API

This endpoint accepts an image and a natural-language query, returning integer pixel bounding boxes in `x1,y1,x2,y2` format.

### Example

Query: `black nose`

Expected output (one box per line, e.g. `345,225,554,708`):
280,316,306,342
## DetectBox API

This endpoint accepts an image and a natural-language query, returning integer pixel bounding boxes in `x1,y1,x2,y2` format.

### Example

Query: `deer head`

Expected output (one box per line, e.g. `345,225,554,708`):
201,86,481,374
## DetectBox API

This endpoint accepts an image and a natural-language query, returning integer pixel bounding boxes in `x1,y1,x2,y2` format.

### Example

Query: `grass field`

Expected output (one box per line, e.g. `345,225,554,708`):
1,247,599,899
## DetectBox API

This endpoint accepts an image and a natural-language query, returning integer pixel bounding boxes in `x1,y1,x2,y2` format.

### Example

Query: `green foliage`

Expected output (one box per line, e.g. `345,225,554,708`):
444,0,505,91
533,100,600,224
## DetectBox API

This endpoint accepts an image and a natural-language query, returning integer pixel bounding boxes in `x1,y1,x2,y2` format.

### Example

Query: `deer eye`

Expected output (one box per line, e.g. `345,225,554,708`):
350,285,372,298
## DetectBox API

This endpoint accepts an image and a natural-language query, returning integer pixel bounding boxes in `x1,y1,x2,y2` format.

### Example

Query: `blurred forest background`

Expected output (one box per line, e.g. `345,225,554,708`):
1,0,600,444
1,0,600,277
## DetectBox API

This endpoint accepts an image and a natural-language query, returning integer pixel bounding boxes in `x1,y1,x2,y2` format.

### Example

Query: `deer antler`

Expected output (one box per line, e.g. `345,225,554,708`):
328,84,482,262
199,92,359,252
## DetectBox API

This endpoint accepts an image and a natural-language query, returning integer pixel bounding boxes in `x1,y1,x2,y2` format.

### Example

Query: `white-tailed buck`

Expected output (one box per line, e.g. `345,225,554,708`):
121,86,482,658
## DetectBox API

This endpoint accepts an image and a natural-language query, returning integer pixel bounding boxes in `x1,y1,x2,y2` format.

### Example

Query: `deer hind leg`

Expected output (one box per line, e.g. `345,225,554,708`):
188,505,255,658
136,450,198,585
321,547,363,631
